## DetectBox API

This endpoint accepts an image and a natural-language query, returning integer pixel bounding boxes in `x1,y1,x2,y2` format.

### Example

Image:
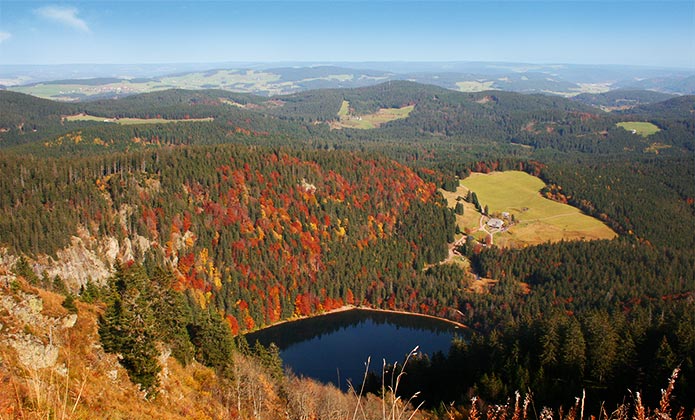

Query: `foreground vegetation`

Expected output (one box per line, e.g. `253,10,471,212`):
0,274,425,419
2,272,691,420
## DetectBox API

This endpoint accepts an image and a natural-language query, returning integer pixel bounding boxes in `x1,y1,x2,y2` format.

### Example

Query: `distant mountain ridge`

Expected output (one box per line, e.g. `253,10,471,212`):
571,89,676,110
4,62,694,101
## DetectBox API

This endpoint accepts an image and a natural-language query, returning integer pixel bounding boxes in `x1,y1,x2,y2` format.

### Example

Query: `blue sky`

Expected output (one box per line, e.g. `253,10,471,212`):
0,1,693,68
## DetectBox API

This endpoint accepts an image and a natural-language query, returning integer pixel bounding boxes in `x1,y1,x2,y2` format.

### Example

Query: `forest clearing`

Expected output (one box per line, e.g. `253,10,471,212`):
64,114,214,125
617,121,661,137
442,171,617,247
332,100,414,129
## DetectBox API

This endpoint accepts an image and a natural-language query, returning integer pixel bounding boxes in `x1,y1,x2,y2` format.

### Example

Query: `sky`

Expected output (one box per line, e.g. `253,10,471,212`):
0,1,693,68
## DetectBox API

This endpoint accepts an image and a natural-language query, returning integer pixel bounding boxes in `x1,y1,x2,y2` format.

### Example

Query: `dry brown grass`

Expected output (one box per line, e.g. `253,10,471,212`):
464,368,692,420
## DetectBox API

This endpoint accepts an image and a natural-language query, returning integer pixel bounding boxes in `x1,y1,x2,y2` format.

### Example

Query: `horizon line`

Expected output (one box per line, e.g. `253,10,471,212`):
1,60,693,71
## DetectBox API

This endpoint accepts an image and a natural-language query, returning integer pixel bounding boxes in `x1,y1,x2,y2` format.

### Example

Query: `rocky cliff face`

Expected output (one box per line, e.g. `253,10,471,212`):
35,235,113,289
7,225,152,291
1,285,67,370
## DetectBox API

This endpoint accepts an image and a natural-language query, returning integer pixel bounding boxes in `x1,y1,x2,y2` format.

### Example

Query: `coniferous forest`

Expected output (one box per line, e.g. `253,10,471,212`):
1,82,694,415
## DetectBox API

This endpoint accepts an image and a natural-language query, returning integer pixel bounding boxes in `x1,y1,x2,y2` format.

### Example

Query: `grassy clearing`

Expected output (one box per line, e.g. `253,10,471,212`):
442,171,616,247
337,100,350,118
617,121,660,137
455,81,495,92
333,100,414,129
64,114,213,125
439,189,483,236
219,98,246,108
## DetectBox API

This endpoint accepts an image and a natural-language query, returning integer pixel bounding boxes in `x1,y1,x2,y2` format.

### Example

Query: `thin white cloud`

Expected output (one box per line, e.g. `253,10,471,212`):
35,6,90,32
0,32,11,44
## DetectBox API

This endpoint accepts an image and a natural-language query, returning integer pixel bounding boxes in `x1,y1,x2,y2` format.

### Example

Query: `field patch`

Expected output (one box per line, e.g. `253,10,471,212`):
337,100,351,118
456,81,495,92
617,121,660,137
219,98,247,108
643,142,672,154
331,100,414,129
64,114,213,125
12,80,168,101
442,171,616,247
11,70,289,100
10,70,371,100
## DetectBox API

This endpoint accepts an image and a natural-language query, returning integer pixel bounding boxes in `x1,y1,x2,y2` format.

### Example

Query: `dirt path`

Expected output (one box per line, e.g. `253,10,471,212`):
479,215,493,245
442,236,468,264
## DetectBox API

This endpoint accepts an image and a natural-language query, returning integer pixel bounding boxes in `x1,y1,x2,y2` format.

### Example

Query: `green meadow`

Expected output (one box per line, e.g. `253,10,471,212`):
617,121,661,137
444,171,616,247
333,100,414,129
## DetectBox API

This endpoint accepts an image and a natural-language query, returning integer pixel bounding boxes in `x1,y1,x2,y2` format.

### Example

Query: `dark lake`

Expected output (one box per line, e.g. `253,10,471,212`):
245,309,463,390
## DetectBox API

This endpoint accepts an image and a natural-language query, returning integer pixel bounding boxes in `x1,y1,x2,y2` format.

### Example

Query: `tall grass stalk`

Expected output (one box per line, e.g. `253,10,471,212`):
1,347,85,420
351,347,424,420
351,356,371,420
383,346,424,420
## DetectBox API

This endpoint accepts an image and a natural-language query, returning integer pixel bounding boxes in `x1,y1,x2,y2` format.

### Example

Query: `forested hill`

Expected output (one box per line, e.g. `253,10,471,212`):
1,83,693,248
617,94,695,119
3,82,694,156
81,88,268,118
0,90,80,142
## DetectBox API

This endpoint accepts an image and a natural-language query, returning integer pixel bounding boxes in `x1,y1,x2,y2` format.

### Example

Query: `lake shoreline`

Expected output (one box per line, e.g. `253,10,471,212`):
242,305,467,336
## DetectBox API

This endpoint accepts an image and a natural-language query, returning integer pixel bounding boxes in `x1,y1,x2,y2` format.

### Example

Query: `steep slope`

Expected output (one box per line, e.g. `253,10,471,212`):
0,273,229,418
0,145,457,332
0,272,410,419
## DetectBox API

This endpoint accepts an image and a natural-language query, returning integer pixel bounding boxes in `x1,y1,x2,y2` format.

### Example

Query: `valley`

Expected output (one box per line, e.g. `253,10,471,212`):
2,0,693,415
246,308,462,390
0,78,693,418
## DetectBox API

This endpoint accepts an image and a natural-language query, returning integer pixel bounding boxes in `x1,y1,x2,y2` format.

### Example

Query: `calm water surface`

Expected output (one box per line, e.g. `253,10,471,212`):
246,309,462,389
